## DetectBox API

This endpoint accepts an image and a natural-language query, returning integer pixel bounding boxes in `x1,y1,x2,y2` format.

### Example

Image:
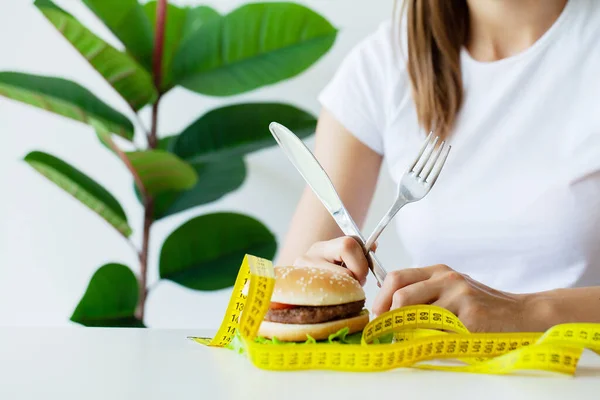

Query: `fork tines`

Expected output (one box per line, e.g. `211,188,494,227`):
409,132,451,186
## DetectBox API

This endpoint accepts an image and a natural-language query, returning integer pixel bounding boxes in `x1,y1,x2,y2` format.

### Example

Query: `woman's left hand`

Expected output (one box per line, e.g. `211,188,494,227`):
372,264,528,333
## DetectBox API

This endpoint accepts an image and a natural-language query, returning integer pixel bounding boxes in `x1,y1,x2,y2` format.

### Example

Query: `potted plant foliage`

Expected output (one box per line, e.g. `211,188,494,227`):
0,0,337,327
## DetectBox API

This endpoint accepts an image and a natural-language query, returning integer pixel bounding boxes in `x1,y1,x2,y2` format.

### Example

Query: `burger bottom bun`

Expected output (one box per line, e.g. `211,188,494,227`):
257,310,369,342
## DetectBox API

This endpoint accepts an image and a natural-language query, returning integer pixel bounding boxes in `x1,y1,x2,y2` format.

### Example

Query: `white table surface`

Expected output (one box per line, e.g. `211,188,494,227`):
1,327,599,400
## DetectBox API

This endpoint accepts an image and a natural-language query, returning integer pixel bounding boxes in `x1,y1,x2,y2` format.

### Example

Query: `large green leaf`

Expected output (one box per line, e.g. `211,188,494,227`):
144,1,219,92
24,151,132,237
82,0,154,70
35,0,157,111
134,135,247,219
159,213,276,290
172,3,337,96
71,263,144,327
0,72,134,140
126,150,198,196
172,103,316,163
153,158,246,219
157,134,177,151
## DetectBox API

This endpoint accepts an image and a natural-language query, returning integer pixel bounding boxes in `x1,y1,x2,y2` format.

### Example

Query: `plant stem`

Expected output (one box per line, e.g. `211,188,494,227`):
137,196,153,321
153,0,167,92
148,100,160,149
137,95,160,322
136,0,167,322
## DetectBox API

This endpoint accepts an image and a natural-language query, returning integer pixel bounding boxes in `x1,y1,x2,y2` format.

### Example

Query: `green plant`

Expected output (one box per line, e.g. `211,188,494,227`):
1,0,337,327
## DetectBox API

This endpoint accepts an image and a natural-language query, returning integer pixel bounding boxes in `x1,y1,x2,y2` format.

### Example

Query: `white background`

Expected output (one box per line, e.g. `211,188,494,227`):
0,0,410,329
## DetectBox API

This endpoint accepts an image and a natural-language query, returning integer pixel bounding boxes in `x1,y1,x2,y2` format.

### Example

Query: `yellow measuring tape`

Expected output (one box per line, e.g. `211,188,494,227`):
191,255,600,375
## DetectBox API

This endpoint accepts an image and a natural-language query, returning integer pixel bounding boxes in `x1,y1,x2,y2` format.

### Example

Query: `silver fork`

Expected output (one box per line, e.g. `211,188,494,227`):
364,132,451,251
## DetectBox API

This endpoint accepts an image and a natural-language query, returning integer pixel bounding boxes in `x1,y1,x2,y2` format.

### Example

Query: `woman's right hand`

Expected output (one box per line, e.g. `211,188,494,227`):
292,236,376,287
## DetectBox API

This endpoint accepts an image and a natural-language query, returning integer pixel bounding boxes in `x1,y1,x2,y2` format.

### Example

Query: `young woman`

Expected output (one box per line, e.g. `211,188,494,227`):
276,0,600,332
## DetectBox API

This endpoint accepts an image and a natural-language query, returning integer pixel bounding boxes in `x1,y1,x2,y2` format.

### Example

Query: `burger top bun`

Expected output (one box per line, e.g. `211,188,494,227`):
270,266,365,306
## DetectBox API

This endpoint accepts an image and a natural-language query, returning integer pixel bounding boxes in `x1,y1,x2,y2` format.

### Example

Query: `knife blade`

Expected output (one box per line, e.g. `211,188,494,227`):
268,121,387,286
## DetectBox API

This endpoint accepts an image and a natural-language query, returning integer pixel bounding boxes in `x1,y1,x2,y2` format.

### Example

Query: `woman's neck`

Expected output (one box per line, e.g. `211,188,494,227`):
465,0,568,61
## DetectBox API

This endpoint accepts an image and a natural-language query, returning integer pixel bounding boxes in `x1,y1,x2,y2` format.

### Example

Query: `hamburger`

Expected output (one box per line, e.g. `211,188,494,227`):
257,265,369,342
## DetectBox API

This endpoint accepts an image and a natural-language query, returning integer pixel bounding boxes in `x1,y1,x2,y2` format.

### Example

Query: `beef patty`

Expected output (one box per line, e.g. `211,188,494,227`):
264,300,365,324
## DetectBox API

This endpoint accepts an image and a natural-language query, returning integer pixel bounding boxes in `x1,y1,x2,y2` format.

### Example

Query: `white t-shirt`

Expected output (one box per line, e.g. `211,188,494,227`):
318,0,600,294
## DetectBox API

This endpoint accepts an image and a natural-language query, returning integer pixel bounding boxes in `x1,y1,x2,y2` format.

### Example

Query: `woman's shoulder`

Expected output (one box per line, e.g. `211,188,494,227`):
342,18,409,79
323,17,411,108
318,18,410,156
565,0,600,54
566,0,600,90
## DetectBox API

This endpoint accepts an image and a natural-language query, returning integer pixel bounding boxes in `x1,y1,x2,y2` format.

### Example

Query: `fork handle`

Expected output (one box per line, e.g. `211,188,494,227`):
365,198,409,251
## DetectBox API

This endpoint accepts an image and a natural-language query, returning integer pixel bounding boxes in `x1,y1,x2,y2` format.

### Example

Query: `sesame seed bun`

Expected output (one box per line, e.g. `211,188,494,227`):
269,265,366,306
258,310,370,342
257,266,369,342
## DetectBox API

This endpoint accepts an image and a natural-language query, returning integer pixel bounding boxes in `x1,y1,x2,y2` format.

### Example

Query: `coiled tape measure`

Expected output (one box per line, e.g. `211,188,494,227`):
190,255,600,375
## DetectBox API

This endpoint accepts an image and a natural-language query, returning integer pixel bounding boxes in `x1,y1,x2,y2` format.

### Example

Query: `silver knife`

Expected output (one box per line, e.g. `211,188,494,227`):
269,122,387,286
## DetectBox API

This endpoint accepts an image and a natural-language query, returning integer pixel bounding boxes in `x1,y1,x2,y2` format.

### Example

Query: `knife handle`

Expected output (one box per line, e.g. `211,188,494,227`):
366,251,387,287
342,239,386,287
333,209,387,286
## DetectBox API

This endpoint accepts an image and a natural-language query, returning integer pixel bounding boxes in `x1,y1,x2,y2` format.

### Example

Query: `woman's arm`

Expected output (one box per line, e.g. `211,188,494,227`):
524,287,600,331
275,107,383,268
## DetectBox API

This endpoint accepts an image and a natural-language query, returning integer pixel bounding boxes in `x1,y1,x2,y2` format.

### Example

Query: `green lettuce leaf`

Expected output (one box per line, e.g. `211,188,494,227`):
227,332,247,354
305,335,317,344
225,326,394,353
373,333,395,344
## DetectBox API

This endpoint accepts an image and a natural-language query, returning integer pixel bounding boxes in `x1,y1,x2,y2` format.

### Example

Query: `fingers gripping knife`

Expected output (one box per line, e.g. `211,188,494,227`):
269,122,451,288
269,122,387,286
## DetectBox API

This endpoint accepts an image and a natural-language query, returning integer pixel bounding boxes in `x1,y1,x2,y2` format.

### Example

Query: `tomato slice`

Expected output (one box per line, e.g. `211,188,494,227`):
269,302,296,310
